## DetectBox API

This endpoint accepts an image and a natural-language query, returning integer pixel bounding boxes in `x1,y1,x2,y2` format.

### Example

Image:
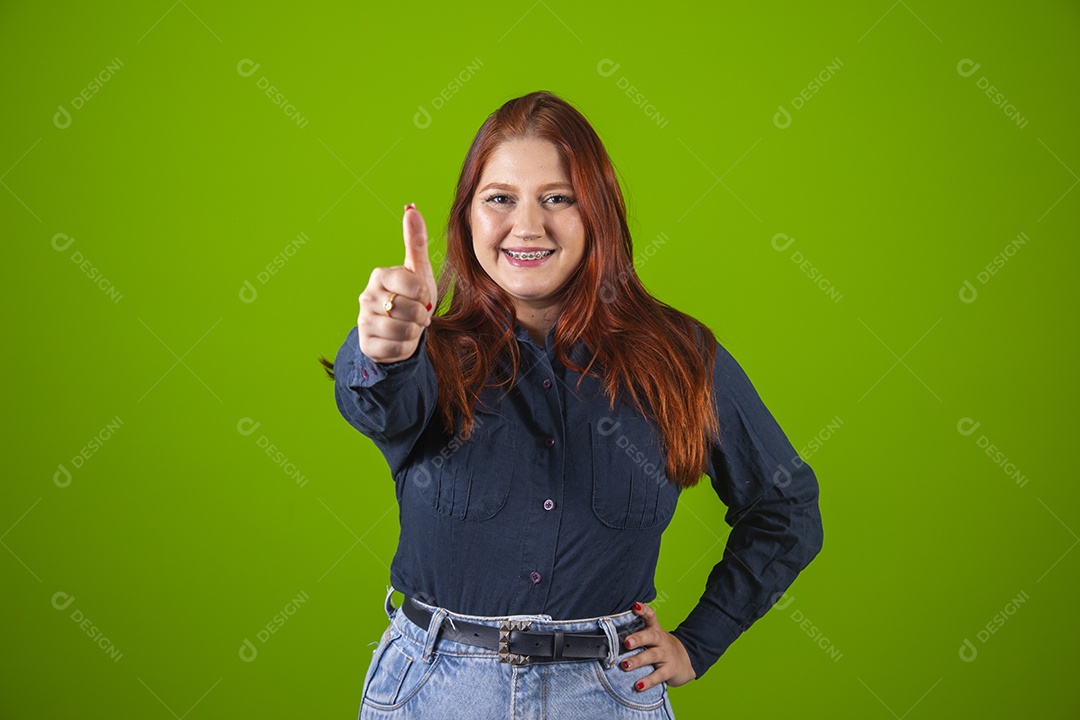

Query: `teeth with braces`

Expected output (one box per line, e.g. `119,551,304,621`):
504,249,554,261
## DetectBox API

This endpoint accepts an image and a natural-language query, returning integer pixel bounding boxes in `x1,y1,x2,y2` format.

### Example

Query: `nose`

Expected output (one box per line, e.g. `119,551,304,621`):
512,200,545,240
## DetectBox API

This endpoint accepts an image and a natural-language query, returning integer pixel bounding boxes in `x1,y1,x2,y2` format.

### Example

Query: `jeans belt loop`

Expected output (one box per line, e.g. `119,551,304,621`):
421,605,448,664
598,616,620,668
383,585,396,621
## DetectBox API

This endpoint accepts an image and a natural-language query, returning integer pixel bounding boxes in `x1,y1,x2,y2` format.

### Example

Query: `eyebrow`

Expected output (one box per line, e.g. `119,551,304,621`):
477,181,574,192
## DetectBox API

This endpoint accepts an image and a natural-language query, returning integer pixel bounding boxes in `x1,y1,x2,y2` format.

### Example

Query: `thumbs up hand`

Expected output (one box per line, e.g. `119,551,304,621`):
357,203,437,363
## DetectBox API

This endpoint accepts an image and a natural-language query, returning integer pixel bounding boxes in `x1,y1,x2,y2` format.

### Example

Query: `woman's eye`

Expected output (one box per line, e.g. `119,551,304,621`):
483,194,573,205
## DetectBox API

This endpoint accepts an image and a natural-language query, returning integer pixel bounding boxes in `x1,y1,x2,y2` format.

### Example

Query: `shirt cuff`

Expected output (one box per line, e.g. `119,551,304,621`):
337,326,429,390
671,603,744,680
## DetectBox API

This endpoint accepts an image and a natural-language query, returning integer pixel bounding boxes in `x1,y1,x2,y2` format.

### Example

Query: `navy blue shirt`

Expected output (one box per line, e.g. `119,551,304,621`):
333,321,823,679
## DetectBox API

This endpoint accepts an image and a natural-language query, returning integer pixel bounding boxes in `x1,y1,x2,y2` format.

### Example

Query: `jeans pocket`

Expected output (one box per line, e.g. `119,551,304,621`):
361,631,440,710
593,647,668,711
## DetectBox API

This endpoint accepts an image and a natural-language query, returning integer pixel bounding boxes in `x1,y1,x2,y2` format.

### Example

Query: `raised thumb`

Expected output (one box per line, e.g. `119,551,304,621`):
402,203,433,278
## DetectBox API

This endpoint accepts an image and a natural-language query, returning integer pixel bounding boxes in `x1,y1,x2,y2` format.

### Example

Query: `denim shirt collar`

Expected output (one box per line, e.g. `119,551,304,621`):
512,321,555,354
511,320,597,371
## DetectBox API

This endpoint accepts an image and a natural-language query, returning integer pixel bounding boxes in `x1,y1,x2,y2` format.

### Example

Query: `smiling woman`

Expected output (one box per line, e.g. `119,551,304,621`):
318,90,824,719
469,137,585,342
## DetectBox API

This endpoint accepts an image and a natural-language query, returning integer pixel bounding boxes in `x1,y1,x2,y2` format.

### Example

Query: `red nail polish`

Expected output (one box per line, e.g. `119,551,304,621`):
635,681,645,691
634,602,643,612
622,660,631,669
426,302,432,311
404,203,415,211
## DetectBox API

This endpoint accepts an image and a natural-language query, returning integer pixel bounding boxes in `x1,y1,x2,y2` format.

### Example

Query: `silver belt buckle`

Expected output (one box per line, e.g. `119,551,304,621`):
498,620,531,664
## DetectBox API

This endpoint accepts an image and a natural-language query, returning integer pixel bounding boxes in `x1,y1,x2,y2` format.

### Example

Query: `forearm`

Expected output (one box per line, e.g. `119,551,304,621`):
672,475,824,678
333,324,439,475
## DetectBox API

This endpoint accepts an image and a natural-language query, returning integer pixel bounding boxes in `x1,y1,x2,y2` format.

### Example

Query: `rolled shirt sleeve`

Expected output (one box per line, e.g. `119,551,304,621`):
333,325,439,478
671,341,824,679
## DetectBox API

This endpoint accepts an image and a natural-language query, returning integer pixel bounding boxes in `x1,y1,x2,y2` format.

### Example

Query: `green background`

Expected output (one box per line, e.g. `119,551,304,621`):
3,1,1078,717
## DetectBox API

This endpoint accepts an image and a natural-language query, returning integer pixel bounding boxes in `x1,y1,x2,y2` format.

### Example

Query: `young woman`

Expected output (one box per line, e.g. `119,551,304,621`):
322,90,823,718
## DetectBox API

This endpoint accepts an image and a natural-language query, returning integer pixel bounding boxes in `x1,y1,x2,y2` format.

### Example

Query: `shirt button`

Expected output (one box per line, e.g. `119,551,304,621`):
543,499,555,511
542,378,552,389
545,436,555,448
530,571,542,584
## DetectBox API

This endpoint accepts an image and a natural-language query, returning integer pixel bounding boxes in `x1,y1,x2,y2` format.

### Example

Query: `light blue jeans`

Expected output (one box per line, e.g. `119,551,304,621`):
358,587,676,719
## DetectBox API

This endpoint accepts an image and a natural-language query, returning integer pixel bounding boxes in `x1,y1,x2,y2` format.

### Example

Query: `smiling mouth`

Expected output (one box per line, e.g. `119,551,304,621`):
502,249,555,261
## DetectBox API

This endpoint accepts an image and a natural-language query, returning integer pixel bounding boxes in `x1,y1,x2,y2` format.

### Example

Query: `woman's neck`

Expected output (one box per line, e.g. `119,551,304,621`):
514,302,561,345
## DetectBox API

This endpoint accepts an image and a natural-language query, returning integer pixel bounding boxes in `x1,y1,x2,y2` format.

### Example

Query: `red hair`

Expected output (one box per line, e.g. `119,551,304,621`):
425,90,719,488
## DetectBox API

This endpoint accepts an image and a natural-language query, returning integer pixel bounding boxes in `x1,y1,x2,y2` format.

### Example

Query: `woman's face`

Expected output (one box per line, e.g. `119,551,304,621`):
469,137,586,319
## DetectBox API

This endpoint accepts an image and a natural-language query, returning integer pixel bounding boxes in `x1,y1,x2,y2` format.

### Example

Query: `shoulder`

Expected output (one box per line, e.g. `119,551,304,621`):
683,323,762,408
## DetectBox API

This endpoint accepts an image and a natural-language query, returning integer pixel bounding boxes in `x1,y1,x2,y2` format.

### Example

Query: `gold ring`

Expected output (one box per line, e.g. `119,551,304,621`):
383,292,397,316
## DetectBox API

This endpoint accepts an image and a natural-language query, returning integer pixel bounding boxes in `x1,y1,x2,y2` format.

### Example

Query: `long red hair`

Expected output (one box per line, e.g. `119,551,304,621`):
423,90,719,488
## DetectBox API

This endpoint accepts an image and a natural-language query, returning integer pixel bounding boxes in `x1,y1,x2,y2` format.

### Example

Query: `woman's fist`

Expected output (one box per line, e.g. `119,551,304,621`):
357,203,438,363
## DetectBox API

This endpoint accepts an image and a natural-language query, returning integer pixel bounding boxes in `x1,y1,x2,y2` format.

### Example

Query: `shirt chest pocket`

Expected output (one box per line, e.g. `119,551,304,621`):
408,411,516,522
590,417,680,530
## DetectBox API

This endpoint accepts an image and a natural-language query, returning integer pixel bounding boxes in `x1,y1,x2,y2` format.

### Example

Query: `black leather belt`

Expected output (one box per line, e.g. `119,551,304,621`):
398,596,645,665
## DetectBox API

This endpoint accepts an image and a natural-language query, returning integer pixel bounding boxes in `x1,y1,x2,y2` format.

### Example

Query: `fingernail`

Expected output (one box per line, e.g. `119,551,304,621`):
621,660,631,670
633,602,643,612
624,638,633,648
635,681,645,691
404,202,415,212
425,302,432,311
